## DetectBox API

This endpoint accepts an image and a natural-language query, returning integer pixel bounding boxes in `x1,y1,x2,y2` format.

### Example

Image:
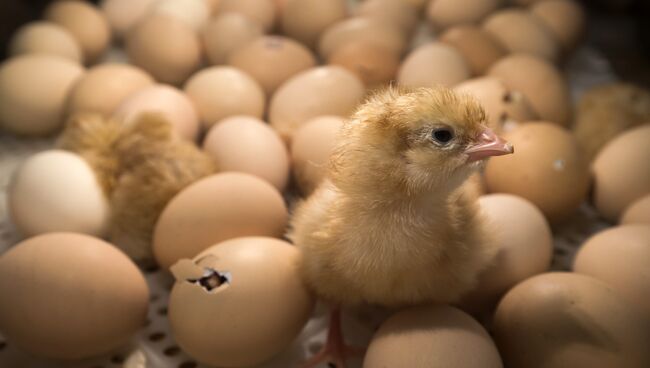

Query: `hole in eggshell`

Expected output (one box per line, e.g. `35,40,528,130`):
186,268,231,292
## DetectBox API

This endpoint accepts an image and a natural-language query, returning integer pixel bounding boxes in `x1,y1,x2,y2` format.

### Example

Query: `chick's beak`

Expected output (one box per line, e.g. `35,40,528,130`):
465,128,514,163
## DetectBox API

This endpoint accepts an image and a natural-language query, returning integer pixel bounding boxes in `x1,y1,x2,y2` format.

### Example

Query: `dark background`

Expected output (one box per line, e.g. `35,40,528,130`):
1,0,649,87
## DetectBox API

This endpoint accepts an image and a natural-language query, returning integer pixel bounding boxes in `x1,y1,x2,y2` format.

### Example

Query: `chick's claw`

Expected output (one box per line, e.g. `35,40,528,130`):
300,310,365,368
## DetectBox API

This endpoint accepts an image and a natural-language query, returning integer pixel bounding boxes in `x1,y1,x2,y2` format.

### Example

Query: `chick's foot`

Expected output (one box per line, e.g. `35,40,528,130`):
300,309,365,368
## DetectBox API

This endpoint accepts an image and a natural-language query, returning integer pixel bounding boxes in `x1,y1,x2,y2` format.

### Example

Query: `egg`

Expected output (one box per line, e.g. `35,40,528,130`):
427,0,504,30
531,0,586,52
459,194,553,314
151,0,210,31
621,194,650,225
483,9,560,63
485,123,590,223
439,25,507,76
364,305,503,368
216,0,276,31
269,66,364,142
318,17,407,60
203,116,289,191
488,54,572,126
592,125,650,222
281,0,347,49
126,14,201,85
202,13,264,65
398,42,470,88
493,272,650,368
153,173,288,269
8,21,83,63
44,1,111,63
329,41,399,88
113,84,200,141
228,35,317,95
0,233,149,360
168,237,314,367
66,63,155,117
454,76,537,132
357,0,420,35
100,0,158,39
291,115,344,195
0,54,84,136
184,66,266,129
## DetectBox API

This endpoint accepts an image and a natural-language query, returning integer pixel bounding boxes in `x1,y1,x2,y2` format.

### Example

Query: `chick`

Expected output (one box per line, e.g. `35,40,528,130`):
289,86,513,367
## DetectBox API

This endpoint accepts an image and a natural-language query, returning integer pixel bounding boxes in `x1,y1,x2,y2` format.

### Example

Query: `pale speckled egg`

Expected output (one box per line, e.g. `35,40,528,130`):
531,0,586,52
153,173,288,269
216,0,276,31
281,0,348,49
8,150,110,238
203,116,289,191
329,41,400,88
184,66,266,129
621,194,650,225
318,17,407,60
9,21,83,63
427,0,504,30
398,42,470,88
151,0,210,31
168,237,314,367
357,0,420,35
269,66,365,142
100,0,159,39
440,25,506,76
202,13,264,65
0,233,149,360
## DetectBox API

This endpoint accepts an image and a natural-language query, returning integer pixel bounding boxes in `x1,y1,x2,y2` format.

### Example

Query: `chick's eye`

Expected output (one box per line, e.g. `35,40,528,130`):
431,128,454,144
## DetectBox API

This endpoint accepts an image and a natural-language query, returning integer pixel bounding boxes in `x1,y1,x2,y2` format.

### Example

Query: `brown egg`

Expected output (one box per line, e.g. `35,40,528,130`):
573,225,650,321
203,116,290,191
291,115,344,195
621,194,650,225
0,54,84,136
113,84,200,141
168,237,314,367
9,21,83,63
66,63,154,117
531,0,586,52
100,0,158,39
398,42,470,88
485,123,590,223
439,25,507,76
281,0,347,49
184,66,266,129
328,41,399,88
493,272,650,368
153,173,288,269
357,0,420,35
318,17,407,60
364,305,503,368
488,54,572,126
228,35,317,95
269,66,365,142
592,125,650,222
126,14,202,85
202,13,264,65
216,0,276,31
0,233,149,360
454,76,537,132
44,1,111,63
427,0,504,30
459,194,553,314
151,0,211,31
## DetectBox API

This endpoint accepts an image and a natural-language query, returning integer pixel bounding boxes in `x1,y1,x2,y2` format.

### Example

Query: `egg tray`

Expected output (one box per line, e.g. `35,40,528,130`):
0,46,616,368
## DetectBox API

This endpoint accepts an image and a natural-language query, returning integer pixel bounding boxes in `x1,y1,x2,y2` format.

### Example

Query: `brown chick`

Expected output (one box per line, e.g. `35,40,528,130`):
289,86,513,367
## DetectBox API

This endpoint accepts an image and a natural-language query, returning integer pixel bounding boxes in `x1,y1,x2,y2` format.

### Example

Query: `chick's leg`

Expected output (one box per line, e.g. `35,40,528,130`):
301,309,365,368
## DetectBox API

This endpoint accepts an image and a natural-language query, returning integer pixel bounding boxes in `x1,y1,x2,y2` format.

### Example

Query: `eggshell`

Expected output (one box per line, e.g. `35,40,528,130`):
113,84,200,141
427,0,504,30
228,35,317,95
66,63,155,117
621,194,650,225
281,0,348,49
398,42,470,88
488,54,572,126
318,17,407,60
592,125,650,222
459,194,553,314
203,116,289,191
202,13,264,65
484,123,590,223
168,237,314,367
357,0,420,35
151,0,210,31
9,21,83,63
153,173,288,269
44,1,111,63
126,14,201,85
184,66,266,129
291,115,344,195
8,150,110,237
531,0,586,52
328,41,400,88
269,66,364,142
439,25,506,76
364,305,503,368
100,0,159,38
493,272,650,368
0,54,84,136
216,0,276,31
0,233,149,360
